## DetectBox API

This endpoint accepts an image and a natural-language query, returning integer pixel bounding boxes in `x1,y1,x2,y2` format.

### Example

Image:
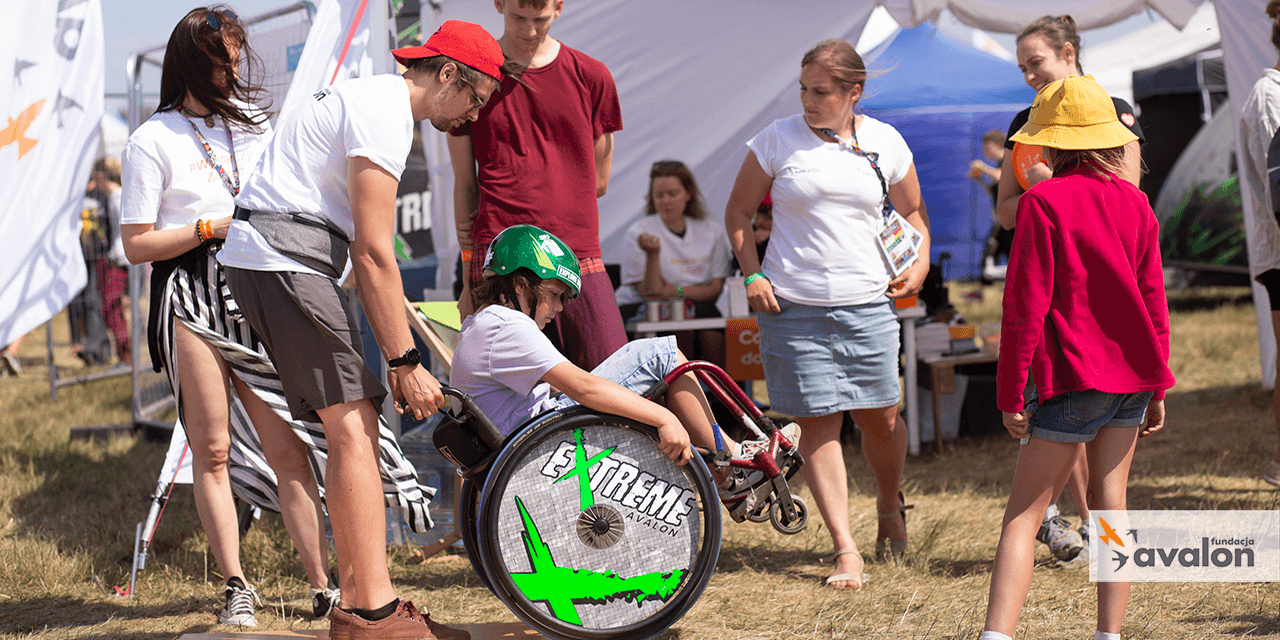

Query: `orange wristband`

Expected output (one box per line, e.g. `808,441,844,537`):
461,249,473,262
202,219,213,242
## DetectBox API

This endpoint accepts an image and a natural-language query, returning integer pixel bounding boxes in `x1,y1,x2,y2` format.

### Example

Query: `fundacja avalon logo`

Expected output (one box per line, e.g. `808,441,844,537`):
1089,511,1280,583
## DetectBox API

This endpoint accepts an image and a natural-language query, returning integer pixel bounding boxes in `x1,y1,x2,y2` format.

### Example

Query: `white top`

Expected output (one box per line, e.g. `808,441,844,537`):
747,114,913,306
1240,69,1280,278
219,74,414,274
120,106,271,231
451,304,569,435
615,215,732,306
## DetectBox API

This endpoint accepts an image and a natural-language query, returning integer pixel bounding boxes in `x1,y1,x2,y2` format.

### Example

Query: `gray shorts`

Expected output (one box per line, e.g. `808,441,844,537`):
224,267,386,422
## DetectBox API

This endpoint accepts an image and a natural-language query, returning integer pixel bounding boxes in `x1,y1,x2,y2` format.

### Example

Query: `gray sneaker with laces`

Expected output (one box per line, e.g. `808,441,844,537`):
1036,514,1084,561
219,577,260,627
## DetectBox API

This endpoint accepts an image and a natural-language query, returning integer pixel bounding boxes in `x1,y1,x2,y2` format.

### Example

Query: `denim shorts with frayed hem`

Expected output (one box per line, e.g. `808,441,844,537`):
1027,389,1154,444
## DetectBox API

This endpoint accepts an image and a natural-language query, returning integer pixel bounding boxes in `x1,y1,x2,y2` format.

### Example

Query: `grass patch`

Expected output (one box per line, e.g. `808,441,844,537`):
1,288,1277,639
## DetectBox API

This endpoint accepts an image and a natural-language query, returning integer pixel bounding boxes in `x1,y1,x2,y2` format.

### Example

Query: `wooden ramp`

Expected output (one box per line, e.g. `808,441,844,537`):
178,623,545,639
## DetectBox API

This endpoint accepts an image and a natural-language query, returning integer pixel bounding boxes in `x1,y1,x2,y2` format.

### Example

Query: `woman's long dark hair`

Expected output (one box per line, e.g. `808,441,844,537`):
156,5,269,130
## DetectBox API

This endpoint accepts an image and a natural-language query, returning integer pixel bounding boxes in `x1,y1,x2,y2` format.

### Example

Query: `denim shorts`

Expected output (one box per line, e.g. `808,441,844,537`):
1027,389,1154,443
554,336,678,409
756,295,901,417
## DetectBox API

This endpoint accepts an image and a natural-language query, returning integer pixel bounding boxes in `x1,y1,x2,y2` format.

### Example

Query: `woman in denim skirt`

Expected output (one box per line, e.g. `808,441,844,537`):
724,39,930,589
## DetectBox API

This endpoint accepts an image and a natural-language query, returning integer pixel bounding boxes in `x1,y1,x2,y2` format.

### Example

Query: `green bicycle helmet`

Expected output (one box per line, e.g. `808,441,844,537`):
483,224,582,297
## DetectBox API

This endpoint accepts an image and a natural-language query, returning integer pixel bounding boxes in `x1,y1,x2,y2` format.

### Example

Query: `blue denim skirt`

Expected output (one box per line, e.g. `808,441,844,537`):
757,296,901,417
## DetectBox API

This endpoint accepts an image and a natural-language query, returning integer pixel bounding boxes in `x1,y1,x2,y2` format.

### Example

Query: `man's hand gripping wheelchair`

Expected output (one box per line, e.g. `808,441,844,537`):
430,361,805,640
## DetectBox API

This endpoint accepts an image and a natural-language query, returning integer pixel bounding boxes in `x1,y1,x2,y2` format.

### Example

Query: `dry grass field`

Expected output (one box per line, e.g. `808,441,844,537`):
1,285,1277,639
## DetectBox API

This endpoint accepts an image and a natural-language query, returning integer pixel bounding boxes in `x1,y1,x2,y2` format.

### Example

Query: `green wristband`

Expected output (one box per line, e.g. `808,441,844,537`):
744,272,767,286
676,285,684,298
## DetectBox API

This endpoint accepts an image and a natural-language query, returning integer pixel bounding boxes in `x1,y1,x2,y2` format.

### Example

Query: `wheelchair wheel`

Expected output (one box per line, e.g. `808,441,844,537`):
473,407,721,640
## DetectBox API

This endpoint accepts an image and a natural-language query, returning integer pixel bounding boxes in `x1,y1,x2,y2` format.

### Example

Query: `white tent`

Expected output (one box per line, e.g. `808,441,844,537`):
416,0,1272,383
1087,2,1222,105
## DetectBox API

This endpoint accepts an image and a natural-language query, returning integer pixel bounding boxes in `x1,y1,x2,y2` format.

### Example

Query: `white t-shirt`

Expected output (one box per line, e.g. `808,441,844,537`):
1241,69,1280,278
615,215,732,305
120,106,271,231
451,304,569,435
219,74,414,274
747,114,913,306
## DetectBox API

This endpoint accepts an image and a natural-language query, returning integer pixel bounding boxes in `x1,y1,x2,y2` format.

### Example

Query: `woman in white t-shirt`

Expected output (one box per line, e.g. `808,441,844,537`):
119,8,336,625
617,160,731,366
725,39,930,590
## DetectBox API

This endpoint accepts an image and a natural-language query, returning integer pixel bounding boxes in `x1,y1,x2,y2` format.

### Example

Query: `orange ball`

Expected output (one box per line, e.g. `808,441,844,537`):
1011,142,1044,191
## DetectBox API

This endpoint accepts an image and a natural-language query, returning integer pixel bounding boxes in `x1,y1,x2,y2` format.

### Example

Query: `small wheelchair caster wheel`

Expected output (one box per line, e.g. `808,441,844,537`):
769,495,808,535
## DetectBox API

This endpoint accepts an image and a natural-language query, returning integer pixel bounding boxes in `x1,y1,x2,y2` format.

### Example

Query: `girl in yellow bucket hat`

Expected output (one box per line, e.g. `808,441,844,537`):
980,75,1176,640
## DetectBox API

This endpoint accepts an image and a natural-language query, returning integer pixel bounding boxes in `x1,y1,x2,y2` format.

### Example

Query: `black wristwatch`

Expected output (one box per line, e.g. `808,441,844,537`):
388,347,421,368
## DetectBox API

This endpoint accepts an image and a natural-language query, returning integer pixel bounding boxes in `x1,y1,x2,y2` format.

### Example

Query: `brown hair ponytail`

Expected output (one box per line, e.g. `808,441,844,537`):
1017,15,1084,75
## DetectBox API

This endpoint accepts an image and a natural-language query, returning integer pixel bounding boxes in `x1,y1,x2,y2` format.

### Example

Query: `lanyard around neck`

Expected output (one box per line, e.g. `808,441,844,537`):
185,116,240,198
820,126,892,222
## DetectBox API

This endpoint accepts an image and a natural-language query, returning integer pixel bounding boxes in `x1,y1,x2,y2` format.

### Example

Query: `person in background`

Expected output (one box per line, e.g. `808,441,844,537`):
120,6,338,627
89,157,132,364
994,15,1148,566
1243,0,1280,487
982,74,1173,640
616,160,731,366
965,129,1010,303
70,182,112,367
449,0,627,372
725,39,929,590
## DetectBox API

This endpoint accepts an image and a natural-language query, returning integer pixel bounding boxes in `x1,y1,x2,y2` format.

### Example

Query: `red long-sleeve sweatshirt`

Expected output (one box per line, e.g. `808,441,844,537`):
996,167,1175,413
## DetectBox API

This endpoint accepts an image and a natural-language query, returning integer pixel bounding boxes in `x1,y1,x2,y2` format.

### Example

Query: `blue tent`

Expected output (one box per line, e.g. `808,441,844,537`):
860,24,1036,280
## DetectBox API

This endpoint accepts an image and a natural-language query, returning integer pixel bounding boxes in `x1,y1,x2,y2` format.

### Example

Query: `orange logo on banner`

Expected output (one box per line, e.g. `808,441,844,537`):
1011,142,1043,191
1,100,45,159
725,317,763,381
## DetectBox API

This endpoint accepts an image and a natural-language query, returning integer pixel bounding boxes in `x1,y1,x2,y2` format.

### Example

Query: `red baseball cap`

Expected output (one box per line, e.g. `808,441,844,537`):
392,20,503,81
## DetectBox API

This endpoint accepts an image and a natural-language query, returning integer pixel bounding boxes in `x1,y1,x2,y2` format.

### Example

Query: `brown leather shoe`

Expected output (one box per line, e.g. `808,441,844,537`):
331,600,470,640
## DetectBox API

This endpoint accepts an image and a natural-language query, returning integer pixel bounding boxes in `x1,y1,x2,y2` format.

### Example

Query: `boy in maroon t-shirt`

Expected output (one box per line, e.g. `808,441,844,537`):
448,0,626,370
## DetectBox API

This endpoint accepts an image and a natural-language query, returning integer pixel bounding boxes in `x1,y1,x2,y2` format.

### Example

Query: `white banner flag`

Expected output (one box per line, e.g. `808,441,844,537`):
278,0,389,122
0,0,104,347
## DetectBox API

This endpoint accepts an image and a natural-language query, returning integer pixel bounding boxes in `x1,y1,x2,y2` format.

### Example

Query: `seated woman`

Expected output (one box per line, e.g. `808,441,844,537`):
452,225,794,519
615,160,731,366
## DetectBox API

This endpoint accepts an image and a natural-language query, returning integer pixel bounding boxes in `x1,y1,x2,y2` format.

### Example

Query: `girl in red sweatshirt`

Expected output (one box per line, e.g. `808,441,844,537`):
981,75,1175,640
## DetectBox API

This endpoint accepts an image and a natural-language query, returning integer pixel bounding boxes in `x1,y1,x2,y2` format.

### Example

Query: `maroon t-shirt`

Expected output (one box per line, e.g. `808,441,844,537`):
452,44,623,260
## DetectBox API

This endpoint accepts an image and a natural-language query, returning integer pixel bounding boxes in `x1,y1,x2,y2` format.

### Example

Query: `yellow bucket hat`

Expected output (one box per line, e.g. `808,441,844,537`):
1009,75,1138,150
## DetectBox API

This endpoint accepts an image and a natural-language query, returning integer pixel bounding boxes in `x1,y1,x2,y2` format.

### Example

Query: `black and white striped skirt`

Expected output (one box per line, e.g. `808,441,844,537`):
154,243,434,532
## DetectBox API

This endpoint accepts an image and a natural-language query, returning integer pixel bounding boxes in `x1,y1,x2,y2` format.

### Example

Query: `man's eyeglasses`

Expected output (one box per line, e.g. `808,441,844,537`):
458,79,486,111
205,9,238,31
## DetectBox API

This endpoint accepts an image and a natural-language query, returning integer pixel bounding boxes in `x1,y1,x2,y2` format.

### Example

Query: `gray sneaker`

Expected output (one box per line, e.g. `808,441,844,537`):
1036,514,1084,561
218,578,260,627
1055,543,1090,569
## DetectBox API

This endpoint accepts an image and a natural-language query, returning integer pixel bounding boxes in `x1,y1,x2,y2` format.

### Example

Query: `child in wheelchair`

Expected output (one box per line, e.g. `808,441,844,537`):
451,224,799,523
